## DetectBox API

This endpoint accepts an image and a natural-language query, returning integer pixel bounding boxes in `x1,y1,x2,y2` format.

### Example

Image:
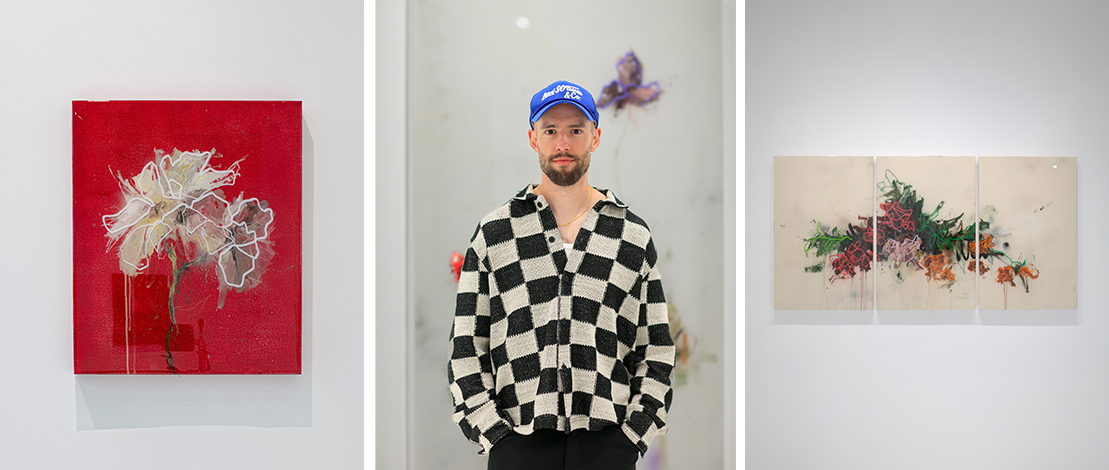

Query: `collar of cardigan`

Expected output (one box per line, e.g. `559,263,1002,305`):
514,184,629,208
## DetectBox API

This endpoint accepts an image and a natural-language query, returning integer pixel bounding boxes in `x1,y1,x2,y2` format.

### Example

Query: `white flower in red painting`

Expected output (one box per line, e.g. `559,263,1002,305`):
102,148,275,308
214,195,276,306
103,149,239,273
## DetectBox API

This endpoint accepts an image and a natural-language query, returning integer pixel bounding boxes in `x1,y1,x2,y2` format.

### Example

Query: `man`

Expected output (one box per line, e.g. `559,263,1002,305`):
448,80,674,470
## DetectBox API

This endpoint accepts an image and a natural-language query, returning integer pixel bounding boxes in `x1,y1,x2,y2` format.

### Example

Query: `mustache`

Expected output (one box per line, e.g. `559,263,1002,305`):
549,153,578,161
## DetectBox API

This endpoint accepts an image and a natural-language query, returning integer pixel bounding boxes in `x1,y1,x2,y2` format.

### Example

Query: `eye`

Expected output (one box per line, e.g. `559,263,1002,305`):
544,129,555,135
571,129,583,134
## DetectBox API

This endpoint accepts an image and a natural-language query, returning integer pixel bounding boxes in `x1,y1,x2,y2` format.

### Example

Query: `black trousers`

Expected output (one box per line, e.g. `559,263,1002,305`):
488,426,640,470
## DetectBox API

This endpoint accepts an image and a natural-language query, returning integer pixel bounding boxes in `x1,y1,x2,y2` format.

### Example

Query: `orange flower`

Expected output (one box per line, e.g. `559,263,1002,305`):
967,260,989,275
995,266,1016,286
1018,265,1039,280
967,234,994,256
922,254,948,281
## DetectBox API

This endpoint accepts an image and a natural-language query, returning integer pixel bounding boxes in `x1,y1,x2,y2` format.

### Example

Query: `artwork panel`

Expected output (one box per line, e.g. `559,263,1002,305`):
875,157,976,311
774,156,874,310
73,100,303,374
977,157,1077,310
409,3,726,467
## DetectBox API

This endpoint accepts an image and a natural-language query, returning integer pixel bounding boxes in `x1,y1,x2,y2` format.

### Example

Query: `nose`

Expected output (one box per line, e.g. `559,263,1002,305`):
554,132,572,151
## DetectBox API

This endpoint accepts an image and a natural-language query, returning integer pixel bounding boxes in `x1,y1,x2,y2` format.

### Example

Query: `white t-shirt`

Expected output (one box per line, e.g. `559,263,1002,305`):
563,243,574,252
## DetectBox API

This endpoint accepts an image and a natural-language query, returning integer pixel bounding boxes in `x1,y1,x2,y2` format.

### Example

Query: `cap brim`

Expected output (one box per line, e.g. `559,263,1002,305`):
530,99,596,126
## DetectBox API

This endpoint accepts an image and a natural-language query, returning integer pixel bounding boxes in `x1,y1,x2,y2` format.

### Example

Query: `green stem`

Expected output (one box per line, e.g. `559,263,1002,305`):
164,239,205,375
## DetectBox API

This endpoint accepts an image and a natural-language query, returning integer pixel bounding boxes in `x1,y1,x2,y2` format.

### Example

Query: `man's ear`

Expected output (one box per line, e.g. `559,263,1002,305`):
528,128,540,153
590,126,602,152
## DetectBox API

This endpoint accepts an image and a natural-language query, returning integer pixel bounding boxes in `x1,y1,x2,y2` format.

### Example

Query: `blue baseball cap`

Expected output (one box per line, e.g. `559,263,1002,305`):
529,80,599,128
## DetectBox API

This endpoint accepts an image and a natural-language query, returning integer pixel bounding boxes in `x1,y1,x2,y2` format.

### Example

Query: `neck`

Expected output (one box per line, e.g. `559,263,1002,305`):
535,176,597,220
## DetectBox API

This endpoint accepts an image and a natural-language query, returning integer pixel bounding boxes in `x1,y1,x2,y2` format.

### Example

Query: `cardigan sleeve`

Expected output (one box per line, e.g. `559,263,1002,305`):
447,229,513,454
619,237,676,455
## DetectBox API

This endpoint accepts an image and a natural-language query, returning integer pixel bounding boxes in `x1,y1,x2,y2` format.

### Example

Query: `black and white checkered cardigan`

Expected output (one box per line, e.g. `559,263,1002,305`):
448,185,674,456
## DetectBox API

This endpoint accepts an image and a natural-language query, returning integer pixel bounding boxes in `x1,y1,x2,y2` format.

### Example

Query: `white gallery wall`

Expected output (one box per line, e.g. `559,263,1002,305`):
0,1,363,468
6,0,1100,465
747,1,1109,469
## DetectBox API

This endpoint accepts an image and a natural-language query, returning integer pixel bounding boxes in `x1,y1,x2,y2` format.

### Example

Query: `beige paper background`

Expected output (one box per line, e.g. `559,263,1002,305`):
875,157,976,310
978,157,1077,309
774,156,873,310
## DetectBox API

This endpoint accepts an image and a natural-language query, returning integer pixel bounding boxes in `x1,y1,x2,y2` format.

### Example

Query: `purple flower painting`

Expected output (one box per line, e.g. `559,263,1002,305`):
597,50,662,112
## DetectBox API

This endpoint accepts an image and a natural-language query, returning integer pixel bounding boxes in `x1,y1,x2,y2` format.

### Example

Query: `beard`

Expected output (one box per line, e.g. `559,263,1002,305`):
540,151,591,187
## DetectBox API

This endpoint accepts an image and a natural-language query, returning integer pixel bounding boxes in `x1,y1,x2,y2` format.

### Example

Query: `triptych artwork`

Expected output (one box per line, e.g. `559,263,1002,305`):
774,156,1077,311
73,101,302,374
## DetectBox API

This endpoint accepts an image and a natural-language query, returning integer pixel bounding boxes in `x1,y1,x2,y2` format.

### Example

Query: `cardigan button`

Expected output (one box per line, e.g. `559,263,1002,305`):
537,202,544,208
548,236,555,243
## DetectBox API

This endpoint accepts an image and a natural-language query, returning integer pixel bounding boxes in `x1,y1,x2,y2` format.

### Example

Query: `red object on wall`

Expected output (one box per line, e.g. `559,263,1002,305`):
451,251,464,281
73,101,302,374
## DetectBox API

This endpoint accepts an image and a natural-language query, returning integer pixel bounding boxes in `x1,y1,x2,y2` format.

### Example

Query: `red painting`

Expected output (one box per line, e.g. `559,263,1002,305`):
73,101,302,374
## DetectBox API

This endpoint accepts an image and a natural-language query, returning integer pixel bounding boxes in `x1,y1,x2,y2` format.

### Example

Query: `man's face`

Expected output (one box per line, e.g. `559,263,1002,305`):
529,103,601,187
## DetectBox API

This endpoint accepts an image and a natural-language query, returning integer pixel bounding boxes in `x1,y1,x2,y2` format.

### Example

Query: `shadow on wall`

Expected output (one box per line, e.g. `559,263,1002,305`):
75,116,317,430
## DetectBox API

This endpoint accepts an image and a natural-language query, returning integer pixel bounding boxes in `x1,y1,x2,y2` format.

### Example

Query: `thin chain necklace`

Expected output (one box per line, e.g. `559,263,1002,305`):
558,192,595,227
